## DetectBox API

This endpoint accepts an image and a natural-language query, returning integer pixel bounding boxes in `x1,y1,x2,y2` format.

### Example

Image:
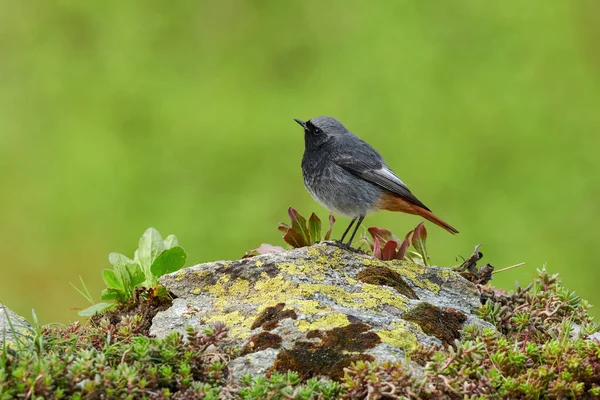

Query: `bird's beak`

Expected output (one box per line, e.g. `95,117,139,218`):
294,118,307,129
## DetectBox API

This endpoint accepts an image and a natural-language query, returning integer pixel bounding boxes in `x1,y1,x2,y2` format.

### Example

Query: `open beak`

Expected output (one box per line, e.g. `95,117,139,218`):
293,118,307,129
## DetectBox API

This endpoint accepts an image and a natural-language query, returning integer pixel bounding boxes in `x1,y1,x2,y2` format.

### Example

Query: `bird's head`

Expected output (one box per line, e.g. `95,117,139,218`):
294,116,349,150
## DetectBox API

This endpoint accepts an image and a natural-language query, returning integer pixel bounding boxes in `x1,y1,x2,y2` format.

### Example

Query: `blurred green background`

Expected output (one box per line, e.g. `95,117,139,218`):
1,1,599,324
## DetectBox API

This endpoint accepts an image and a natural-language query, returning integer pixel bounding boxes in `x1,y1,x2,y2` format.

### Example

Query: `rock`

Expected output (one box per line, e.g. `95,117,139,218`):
150,243,493,380
0,303,35,349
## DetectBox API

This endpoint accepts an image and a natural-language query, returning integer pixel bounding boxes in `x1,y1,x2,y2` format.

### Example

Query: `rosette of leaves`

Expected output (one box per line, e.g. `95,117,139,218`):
364,222,429,265
78,228,187,316
245,208,335,256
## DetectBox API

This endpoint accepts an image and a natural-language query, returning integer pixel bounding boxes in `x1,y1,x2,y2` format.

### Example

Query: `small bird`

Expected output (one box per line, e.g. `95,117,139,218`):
294,116,458,247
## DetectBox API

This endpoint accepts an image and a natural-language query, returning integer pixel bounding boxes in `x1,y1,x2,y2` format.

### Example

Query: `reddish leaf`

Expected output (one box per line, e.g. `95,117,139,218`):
283,229,306,248
288,207,310,244
381,240,398,260
278,222,290,234
367,227,395,248
308,213,322,244
373,237,383,260
324,214,336,241
396,230,413,260
411,222,428,265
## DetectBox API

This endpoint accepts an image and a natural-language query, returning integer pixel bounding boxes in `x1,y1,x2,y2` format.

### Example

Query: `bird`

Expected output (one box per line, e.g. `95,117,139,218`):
294,116,458,247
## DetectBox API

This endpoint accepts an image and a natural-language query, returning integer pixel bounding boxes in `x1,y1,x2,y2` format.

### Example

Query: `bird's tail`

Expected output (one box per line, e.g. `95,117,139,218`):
377,192,459,234
412,205,459,234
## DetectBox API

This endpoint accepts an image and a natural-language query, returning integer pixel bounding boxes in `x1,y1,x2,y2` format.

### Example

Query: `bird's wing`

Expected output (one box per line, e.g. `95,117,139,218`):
334,154,431,211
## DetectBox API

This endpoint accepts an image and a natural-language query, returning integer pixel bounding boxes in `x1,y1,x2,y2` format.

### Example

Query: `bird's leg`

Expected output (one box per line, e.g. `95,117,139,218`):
345,215,365,248
338,217,357,245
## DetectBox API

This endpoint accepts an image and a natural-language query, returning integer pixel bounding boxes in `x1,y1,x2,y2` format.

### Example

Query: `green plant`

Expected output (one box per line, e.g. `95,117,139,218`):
78,228,187,316
363,222,429,265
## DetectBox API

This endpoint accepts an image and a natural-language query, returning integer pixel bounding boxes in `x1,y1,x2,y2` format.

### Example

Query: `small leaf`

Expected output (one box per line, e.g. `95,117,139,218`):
367,227,395,248
126,262,145,287
308,213,322,244
373,237,382,260
102,269,124,290
396,230,413,260
109,253,132,267
278,222,291,234
78,302,113,317
411,222,428,266
324,214,336,241
100,288,118,301
288,208,310,244
163,235,179,249
137,227,165,271
244,243,286,258
283,229,306,248
381,240,398,261
150,246,187,278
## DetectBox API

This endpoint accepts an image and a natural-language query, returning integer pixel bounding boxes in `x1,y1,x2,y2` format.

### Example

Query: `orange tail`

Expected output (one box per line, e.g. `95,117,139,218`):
377,193,459,234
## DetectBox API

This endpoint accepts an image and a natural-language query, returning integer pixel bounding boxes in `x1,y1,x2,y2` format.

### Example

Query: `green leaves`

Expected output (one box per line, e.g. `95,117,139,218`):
150,246,187,278
78,228,187,317
278,208,336,249
365,222,429,265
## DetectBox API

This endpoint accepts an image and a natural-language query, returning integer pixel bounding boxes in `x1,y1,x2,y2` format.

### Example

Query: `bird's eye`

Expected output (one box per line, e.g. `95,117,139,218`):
314,127,322,135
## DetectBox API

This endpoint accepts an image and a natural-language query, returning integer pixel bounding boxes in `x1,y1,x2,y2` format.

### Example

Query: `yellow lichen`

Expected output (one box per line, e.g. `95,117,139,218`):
295,313,350,332
255,260,264,267
174,269,187,281
190,287,202,295
204,311,254,338
378,322,417,348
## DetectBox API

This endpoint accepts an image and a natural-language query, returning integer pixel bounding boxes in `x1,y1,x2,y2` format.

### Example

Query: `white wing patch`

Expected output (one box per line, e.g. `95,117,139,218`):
379,166,408,188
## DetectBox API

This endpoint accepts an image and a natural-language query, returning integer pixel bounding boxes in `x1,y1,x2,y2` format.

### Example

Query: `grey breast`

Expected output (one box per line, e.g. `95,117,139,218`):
302,147,382,218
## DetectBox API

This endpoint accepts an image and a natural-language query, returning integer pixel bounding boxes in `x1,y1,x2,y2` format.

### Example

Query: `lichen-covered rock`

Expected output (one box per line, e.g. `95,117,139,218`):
150,243,493,380
0,303,35,349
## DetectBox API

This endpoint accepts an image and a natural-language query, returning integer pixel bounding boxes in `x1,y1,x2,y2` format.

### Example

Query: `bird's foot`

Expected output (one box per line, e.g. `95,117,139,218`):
328,240,364,254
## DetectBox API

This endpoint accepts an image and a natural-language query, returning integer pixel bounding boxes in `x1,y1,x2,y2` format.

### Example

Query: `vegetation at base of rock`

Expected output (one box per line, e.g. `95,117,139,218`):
341,268,600,399
77,227,187,317
356,265,418,299
2,265,599,398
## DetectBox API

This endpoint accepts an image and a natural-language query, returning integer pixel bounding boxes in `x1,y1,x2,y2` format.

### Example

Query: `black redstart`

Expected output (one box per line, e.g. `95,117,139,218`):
294,116,458,247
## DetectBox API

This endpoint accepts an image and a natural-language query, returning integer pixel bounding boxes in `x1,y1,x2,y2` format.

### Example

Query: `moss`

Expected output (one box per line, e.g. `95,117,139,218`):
403,302,467,346
378,322,418,348
362,258,440,293
271,323,380,380
356,266,418,299
251,303,298,330
240,332,282,355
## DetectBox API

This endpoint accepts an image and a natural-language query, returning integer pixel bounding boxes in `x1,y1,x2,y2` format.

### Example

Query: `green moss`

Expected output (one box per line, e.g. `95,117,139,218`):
404,303,467,346
356,266,418,299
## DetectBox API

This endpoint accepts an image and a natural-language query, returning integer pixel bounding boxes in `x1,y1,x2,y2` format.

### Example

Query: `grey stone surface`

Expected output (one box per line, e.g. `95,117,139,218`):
150,243,494,378
0,303,35,349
